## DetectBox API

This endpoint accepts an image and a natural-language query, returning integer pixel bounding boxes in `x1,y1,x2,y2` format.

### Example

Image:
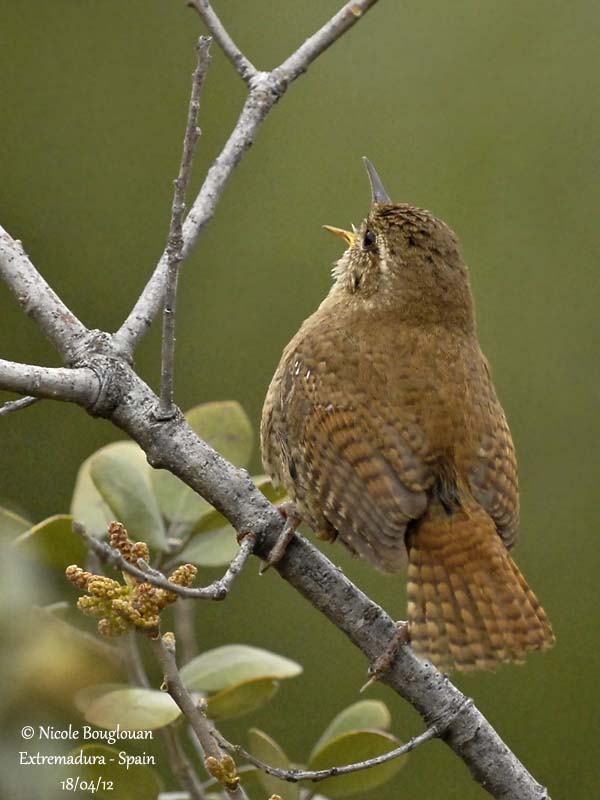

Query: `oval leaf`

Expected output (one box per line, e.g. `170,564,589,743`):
0,506,31,540
149,468,212,534
180,644,302,692
15,514,87,570
206,677,279,721
74,683,131,715
88,442,166,550
73,745,163,800
85,688,180,731
311,700,391,758
178,524,239,567
185,401,253,467
307,730,407,798
71,457,115,537
248,728,299,800
178,473,285,566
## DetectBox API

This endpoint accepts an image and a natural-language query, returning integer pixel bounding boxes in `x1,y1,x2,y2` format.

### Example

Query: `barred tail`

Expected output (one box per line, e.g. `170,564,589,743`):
406,505,555,673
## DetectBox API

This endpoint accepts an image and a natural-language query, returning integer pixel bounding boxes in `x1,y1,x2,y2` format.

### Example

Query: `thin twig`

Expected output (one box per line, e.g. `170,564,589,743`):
150,633,250,800
214,726,438,784
114,0,380,354
0,395,40,417
159,37,212,419
128,633,207,800
188,1,256,82
74,523,256,600
275,0,380,85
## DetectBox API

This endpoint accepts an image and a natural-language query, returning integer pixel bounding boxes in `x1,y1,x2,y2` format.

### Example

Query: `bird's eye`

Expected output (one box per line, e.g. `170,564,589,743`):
363,229,376,249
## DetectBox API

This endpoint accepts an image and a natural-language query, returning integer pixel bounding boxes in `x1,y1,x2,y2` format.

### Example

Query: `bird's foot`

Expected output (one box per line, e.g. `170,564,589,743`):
360,620,410,692
259,501,303,575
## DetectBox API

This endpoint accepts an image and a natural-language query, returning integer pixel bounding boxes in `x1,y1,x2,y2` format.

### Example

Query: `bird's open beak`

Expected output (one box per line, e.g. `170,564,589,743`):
322,225,358,247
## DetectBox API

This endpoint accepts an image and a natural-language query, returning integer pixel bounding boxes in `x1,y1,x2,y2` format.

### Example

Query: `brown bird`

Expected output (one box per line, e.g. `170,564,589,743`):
261,158,555,673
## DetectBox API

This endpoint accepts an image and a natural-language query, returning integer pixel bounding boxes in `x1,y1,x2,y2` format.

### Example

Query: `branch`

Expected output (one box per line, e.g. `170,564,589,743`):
0,395,41,417
0,225,89,362
0,359,99,405
75,523,256,601
214,723,440,783
275,0,379,84
150,633,250,800
188,1,256,82
114,0,380,354
159,36,212,418
127,633,207,800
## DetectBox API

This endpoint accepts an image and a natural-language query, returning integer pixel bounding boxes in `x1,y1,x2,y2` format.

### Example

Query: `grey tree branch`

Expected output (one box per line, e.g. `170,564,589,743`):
127,633,207,800
159,36,212,419
0,395,41,417
114,0,380,354
0,359,98,405
188,0,256,82
214,723,440,783
150,633,250,800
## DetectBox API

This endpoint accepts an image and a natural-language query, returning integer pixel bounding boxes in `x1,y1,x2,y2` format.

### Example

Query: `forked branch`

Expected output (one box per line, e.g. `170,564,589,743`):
114,0,380,354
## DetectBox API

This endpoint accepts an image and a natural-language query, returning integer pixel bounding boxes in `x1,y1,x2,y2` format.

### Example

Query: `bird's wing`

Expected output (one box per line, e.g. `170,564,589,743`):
468,417,520,549
298,402,429,572
466,356,520,551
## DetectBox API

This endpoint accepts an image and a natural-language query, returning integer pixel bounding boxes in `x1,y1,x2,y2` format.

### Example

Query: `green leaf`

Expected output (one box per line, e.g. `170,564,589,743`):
15,514,87,570
178,524,239,567
0,506,31,540
180,644,302,692
88,442,167,550
74,683,131,715
71,457,115,538
177,474,285,567
185,401,254,467
148,401,253,539
84,687,181,731
311,701,391,758
307,730,407,798
149,467,212,533
247,728,299,800
206,677,280,720
73,745,163,800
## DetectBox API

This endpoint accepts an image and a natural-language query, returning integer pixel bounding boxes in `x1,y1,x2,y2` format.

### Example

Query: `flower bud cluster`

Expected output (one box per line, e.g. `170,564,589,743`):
66,522,197,637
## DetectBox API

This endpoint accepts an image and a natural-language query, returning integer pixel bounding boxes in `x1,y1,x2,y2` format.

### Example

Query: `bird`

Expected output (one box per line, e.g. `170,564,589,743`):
260,158,555,673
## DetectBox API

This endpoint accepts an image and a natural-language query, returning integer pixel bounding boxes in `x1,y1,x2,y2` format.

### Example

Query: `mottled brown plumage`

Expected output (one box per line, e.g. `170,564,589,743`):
261,159,554,672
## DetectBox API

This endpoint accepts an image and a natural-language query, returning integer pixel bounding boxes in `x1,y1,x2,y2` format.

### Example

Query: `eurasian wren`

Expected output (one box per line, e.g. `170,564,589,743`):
261,159,554,672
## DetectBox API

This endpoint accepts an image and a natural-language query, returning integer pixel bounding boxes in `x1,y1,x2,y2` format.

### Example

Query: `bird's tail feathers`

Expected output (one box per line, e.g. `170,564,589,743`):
406,505,555,673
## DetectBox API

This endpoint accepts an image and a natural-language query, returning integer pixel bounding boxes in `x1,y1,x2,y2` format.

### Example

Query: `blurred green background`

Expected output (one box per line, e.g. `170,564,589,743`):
1,1,599,798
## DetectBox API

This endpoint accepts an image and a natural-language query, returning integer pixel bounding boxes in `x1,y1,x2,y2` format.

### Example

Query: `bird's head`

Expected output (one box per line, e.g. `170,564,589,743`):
324,158,475,331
